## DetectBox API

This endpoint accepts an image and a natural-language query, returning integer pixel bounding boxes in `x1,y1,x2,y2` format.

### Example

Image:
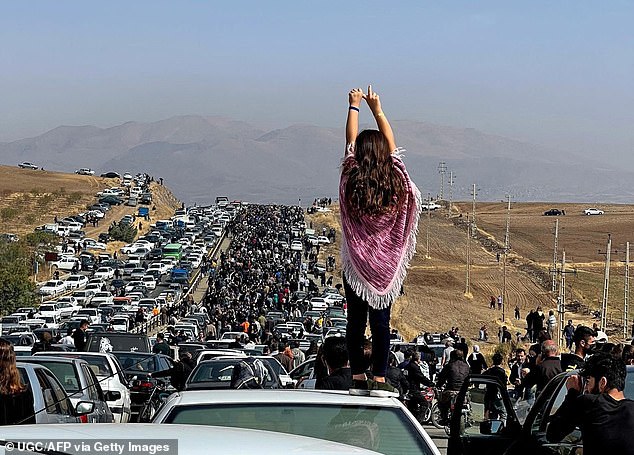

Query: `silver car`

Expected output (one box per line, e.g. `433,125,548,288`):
16,363,93,424
20,356,114,423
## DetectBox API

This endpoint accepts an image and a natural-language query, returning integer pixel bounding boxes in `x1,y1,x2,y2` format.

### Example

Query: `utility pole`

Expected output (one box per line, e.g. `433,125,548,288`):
447,171,455,218
600,234,612,332
502,195,511,322
558,251,567,348
438,162,447,200
624,242,630,339
425,193,431,259
471,184,478,235
552,219,559,296
465,214,472,297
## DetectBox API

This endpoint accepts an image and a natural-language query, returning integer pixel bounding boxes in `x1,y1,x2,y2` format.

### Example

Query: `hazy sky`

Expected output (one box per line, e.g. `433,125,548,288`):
1,1,632,163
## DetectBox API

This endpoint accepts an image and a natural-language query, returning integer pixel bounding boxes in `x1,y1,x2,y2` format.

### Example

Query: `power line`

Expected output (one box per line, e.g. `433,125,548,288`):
438,162,447,200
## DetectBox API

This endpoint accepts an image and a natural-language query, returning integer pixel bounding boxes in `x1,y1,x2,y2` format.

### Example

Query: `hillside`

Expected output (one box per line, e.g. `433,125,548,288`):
307,201,633,348
0,165,182,280
3,115,634,204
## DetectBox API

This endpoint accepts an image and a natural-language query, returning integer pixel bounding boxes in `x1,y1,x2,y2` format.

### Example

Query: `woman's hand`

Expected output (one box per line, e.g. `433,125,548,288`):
348,88,364,108
363,85,382,115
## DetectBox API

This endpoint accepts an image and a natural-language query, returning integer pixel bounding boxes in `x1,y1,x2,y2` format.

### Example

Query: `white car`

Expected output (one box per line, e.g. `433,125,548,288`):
290,240,303,251
51,256,81,271
584,208,604,215
83,239,107,250
317,236,331,245
64,274,89,290
94,267,115,280
309,297,328,311
72,289,95,306
322,293,344,305
56,297,82,318
91,292,114,306
75,308,100,324
37,303,61,319
141,275,157,290
148,262,169,275
125,281,146,293
0,423,381,454
75,168,95,175
84,283,103,293
38,280,67,296
110,316,130,332
151,390,441,455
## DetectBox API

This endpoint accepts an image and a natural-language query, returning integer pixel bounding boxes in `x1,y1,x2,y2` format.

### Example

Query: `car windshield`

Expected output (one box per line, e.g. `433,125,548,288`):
164,403,433,455
190,360,236,383
115,353,156,372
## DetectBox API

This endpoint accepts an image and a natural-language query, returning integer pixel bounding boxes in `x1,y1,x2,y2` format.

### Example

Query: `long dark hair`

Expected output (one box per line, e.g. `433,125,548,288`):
344,129,405,216
0,339,26,395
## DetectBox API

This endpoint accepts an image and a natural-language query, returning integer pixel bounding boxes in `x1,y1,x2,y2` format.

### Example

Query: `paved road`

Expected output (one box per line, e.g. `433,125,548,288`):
425,426,449,455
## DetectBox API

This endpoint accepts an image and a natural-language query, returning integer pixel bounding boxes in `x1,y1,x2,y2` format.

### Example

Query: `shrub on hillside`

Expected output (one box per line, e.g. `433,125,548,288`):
0,207,19,221
109,223,137,243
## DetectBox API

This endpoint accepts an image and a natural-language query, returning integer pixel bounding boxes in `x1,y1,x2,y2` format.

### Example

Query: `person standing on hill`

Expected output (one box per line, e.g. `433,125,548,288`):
340,86,421,397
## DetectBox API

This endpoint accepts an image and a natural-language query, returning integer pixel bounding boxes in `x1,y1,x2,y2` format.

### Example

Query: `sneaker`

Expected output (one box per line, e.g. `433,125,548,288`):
349,379,371,396
369,380,400,398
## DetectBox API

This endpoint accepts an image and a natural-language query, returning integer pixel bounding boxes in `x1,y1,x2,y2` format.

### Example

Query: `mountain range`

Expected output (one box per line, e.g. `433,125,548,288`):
1,115,631,204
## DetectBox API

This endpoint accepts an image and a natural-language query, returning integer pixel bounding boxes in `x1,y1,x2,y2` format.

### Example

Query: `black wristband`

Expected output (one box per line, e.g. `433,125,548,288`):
349,106,360,112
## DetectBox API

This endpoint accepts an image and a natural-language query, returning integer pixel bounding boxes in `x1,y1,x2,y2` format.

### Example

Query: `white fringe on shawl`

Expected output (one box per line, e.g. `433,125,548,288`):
340,148,422,309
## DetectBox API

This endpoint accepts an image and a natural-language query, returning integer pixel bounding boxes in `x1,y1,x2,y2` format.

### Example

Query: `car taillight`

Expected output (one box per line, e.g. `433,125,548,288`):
79,414,88,423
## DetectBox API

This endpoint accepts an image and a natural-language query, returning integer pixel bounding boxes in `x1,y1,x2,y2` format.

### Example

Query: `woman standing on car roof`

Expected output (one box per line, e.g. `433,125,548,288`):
0,339,35,425
340,86,422,397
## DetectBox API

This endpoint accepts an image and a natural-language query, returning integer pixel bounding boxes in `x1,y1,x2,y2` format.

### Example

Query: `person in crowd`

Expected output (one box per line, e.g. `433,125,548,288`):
405,351,434,420
524,340,562,398
563,319,575,351
546,310,557,338
60,328,75,346
547,353,634,454
386,353,409,398
436,349,470,424
290,340,305,370
441,339,454,367
467,345,487,374
273,342,294,373
623,345,634,365
72,320,89,351
317,336,352,391
509,348,528,400
31,331,56,354
0,339,36,425
340,86,421,397
483,353,508,420
150,352,194,391
152,333,171,356
561,325,596,371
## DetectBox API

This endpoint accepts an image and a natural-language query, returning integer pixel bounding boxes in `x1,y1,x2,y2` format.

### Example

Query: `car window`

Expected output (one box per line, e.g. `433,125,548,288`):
458,382,514,437
82,365,100,400
165,403,433,455
35,361,81,393
44,370,73,416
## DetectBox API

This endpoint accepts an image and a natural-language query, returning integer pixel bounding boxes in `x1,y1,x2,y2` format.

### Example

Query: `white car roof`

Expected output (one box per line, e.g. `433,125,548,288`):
0,424,382,454
166,389,403,407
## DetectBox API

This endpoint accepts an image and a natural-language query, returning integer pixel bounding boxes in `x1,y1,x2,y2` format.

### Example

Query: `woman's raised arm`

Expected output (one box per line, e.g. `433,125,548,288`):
346,88,363,148
364,85,396,153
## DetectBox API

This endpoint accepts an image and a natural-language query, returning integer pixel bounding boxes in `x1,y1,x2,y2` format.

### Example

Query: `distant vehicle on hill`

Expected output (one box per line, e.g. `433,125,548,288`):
100,171,120,179
18,161,39,169
422,202,442,211
543,208,564,216
75,168,95,175
584,207,604,215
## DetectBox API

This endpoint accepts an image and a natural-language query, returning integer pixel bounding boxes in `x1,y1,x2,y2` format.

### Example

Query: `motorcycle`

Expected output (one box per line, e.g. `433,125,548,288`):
404,386,436,424
137,379,171,422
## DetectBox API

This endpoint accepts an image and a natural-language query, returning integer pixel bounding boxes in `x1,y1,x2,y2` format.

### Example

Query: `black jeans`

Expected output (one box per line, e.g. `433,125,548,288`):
344,277,391,378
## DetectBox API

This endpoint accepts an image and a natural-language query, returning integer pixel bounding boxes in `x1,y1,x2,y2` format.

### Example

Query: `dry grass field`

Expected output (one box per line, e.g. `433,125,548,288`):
0,165,181,280
307,201,634,350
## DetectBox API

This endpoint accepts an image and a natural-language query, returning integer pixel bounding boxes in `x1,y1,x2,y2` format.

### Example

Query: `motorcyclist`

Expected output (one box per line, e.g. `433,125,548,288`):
436,349,470,424
405,351,435,422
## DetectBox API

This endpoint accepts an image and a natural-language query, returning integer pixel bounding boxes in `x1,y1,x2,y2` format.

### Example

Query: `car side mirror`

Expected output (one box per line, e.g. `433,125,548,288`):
75,401,95,416
105,390,121,401
480,419,505,435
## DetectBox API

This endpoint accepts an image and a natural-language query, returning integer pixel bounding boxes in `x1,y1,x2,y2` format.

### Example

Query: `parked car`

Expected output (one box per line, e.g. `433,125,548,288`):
584,207,604,215
39,280,67,296
64,274,89,290
56,299,82,318
37,303,61,319
76,308,100,324
75,168,95,175
16,362,93,423
152,389,441,455
51,256,81,271
446,367,634,455
20,356,114,423
94,266,115,280
100,171,121,179
543,208,564,216
32,351,131,423
185,358,280,390
72,289,95,306
18,161,39,169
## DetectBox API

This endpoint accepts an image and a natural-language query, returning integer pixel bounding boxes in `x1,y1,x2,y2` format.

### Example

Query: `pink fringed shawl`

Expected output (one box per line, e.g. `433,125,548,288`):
339,146,422,309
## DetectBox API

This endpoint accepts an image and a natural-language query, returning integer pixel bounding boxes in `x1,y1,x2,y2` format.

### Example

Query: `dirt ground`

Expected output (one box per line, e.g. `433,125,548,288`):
307,201,633,351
